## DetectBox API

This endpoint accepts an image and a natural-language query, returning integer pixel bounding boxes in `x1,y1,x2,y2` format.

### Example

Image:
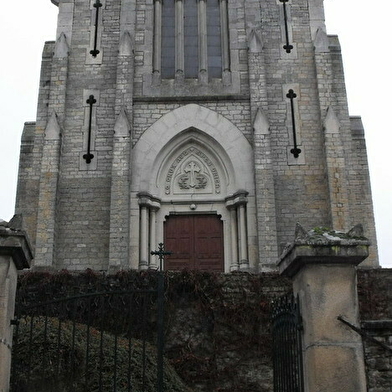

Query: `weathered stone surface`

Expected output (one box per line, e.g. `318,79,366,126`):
358,270,392,392
15,0,378,271
278,225,369,392
0,217,32,392
277,224,370,277
305,346,367,392
0,216,33,270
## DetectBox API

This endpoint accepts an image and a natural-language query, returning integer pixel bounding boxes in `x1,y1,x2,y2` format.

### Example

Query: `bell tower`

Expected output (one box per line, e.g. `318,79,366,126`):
16,0,378,271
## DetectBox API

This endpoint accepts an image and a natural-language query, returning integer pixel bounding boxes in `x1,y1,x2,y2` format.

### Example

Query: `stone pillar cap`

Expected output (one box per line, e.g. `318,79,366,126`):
0,215,33,270
277,224,371,278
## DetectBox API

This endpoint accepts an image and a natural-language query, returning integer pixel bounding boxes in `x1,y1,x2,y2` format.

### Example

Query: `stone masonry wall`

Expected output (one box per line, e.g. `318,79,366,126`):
132,101,252,144
358,269,392,392
52,0,121,270
15,0,378,271
16,42,55,250
13,268,392,390
132,0,337,256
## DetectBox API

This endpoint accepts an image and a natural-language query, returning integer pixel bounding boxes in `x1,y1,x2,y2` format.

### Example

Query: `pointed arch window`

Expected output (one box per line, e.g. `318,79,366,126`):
154,0,229,80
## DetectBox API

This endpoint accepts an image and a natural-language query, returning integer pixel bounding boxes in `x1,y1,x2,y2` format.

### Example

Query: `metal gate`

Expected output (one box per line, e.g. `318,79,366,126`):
10,283,165,392
271,293,304,392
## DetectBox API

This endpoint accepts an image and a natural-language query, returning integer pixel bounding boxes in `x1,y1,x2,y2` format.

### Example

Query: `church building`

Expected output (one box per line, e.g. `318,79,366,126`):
16,0,378,272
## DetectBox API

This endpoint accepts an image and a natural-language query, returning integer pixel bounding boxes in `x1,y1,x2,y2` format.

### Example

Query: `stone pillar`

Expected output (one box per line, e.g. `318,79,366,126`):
137,192,161,270
0,217,32,392
246,16,280,270
149,208,158,269
228,207,238,271
252,108,279,271
34,33,69,268
108,1,136,270
225,190,249,270
238,204,248,269
34,112,62,268
108,108,131,271
139,206,149,270
277,224,369,392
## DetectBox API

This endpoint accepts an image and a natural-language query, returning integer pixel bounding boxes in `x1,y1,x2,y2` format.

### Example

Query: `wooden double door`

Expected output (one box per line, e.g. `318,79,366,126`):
164,214,224,272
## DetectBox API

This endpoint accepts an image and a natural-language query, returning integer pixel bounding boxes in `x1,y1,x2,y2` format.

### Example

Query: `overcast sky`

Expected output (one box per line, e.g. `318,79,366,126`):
0,1,391,267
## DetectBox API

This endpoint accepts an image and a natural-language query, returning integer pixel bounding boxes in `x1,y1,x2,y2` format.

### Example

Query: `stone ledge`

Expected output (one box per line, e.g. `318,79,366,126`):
0,216,33,270
277,224,370,278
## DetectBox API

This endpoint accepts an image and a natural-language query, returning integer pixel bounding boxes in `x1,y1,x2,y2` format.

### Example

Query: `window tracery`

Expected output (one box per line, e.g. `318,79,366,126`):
154,0,229,81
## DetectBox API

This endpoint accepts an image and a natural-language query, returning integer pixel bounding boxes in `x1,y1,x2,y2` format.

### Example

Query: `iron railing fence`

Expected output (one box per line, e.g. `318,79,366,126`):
11,286,164,392
271,293,304,392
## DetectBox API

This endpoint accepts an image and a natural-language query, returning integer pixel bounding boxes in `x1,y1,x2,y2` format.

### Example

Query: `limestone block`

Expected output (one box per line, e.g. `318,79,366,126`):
305,345,367,392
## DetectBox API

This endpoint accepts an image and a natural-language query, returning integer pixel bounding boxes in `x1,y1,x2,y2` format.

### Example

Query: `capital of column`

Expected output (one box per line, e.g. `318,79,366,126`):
225,189,248,209
137,191,161,210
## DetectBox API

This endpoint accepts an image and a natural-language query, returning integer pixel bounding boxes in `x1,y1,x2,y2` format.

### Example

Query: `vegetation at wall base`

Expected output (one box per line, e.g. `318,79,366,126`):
14,269,291,392
12,316,190,392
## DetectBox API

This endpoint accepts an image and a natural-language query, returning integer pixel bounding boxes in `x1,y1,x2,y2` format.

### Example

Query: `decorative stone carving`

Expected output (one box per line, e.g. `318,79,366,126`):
248,27,263,53
165,147,220,195
178,161,208,190
314,27,329,53
253,108,270,135
114,108,131,137
119,31,133,56
45,111,61,140
324,106,340,134
54,32,69,59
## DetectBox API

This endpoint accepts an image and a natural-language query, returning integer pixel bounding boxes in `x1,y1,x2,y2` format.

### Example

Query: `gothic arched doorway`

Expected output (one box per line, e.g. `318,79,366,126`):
130,104,257,272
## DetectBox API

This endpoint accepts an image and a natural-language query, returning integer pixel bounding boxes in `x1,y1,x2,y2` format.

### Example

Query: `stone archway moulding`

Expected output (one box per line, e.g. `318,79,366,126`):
130,104,257,272
131,104,254,194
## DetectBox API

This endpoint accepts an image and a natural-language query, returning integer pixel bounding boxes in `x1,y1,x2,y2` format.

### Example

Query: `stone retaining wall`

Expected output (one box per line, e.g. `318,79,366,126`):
358,269,392,392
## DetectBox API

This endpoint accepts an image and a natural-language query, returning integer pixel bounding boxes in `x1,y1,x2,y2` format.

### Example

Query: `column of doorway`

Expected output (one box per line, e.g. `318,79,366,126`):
138,192,161,270
225,190,249,270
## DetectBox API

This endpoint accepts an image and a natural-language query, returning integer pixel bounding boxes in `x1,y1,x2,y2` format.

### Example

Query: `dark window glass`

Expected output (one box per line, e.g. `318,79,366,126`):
161,0,175,78
184,0,199,78
207,0,222,78
160,0,223,80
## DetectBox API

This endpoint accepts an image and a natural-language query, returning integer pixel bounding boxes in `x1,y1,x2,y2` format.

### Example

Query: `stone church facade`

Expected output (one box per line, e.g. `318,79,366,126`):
16,0,378,272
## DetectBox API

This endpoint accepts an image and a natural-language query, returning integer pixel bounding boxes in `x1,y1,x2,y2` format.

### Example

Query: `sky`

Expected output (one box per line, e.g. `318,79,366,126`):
0,1,391,267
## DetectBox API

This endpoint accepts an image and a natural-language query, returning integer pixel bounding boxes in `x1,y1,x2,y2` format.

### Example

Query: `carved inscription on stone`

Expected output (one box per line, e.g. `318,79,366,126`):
165,147,220,195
